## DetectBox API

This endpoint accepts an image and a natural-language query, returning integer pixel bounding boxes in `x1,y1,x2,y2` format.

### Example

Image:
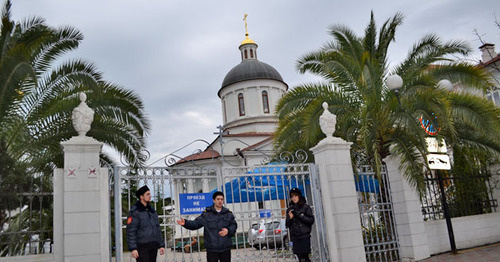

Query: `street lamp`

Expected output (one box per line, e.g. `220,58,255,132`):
387,74,457,254
437,79,454,91
386,74,403,105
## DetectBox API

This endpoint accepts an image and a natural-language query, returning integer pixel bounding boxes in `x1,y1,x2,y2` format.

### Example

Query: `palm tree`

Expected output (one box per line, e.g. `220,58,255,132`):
0,1,150,255
274,12,500,190
0,0,150,173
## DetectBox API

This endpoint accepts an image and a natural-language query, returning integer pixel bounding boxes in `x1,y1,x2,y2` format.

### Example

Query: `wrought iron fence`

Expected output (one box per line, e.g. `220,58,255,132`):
356,165,400,262
114,163,328,261
0,174,53,256
420,170,498,221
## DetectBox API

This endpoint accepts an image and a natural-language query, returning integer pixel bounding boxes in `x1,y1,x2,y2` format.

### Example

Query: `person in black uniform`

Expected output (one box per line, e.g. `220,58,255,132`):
126,185,165,262
286,187,314,262
176,191,237,262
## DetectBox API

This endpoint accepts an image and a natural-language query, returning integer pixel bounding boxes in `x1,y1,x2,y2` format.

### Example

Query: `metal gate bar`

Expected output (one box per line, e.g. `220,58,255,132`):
113,163,327,262
356,165,400,262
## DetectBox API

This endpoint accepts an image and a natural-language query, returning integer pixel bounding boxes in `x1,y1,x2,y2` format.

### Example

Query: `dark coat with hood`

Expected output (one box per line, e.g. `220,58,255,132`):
182,204,237,252
286,195,314,240
126,201,165,251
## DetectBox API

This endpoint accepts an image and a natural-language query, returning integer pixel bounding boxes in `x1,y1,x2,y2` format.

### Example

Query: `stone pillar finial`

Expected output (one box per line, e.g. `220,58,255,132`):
72,92,94,136
319,102,336,138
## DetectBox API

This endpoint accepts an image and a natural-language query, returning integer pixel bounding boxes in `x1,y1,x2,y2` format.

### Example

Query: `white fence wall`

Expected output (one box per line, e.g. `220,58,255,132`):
0,254,53,262
425,212,500,255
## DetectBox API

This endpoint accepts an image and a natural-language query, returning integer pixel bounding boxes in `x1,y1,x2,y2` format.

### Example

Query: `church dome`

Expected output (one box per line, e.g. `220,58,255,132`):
220,59,285,89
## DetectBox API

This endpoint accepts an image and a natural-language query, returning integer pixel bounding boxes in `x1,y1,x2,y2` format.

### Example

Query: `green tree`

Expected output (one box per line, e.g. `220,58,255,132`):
274,12,500,190
0,1,150,255
0,0,150,174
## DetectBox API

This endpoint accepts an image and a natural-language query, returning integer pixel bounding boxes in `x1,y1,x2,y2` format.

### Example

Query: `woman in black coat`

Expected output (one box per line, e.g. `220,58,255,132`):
286,187,314,262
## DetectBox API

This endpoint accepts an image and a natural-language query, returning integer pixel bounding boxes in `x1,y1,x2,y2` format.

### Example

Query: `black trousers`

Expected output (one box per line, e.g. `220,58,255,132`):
137,244,158,262
296,253,311,262
207,250,231,262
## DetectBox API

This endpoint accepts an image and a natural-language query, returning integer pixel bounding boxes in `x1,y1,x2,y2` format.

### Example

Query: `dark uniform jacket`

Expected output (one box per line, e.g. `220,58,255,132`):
126,201,165,251
286,201,314,240
182,204,237,252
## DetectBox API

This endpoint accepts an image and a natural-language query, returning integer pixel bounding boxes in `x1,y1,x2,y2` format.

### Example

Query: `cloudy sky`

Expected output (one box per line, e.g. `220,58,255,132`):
11,0,500,165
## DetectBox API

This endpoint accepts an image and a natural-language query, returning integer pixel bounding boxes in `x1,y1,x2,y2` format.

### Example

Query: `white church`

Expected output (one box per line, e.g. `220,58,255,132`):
171,20,291,237
178,25,288,169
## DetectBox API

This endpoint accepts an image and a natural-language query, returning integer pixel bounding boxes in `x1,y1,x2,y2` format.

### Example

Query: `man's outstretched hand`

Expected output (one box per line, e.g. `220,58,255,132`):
176,218,185,226
219,228,228,237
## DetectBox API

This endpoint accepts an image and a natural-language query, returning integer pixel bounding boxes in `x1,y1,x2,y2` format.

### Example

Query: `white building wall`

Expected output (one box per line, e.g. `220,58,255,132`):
220,79,287,127
425,212,500,255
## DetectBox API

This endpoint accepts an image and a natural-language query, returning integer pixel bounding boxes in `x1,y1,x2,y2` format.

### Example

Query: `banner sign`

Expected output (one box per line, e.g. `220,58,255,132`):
427,154,451,170
179,193,213,215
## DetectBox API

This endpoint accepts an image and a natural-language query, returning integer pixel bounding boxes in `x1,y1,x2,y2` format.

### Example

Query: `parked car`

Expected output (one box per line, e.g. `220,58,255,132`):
248,219,288,249
171,237,198,252
248,221,264,248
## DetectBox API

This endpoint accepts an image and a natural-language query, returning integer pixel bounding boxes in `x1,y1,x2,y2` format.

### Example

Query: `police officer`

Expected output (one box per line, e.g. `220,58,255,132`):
286,188,314,262
126,185,165,262
176,191,237,262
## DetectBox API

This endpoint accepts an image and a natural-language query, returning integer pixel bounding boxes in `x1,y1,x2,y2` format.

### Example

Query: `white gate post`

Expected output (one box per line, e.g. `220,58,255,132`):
384,155,430,261
310,103,366,262
53,93,110,262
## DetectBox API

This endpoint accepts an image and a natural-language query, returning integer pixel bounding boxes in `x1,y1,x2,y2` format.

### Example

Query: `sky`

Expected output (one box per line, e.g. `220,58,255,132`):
11,0,500,165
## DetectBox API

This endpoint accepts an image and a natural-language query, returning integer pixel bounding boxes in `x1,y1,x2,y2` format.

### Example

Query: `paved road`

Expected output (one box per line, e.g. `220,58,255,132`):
118,247,296,261
115,243,500,261
420,242,500,262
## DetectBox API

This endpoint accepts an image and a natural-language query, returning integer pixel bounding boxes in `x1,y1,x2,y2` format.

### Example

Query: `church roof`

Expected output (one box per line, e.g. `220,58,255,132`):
175,149,221,164
220,59,286,90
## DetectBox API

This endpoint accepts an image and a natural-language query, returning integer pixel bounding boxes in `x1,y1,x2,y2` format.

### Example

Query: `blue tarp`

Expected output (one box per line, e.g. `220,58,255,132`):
212,163,309,203
354,174,380,194
211,163,381,204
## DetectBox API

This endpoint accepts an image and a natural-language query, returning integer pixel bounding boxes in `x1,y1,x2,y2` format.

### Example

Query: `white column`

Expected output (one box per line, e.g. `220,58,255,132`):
53,93,109,262
187,178,194,193
53,136,110,262
311,139,366,262
310,102,366,261
385,156,430,261
202,178,210,192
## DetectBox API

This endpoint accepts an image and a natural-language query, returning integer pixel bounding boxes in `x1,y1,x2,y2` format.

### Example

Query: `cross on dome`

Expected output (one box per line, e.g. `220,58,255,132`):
240,13,256,46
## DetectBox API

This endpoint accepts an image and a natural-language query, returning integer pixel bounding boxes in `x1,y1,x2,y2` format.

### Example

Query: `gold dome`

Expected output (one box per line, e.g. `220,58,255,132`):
241,34,256,45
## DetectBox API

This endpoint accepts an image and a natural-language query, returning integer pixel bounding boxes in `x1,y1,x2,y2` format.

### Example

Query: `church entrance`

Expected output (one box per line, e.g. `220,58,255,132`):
112,162,328,261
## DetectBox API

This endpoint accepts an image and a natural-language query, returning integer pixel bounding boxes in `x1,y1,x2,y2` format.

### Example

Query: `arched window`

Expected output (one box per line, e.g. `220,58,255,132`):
222,100,227,122
244,50,248,59
250,49,254,58
238,93,245,116
262,91,269,113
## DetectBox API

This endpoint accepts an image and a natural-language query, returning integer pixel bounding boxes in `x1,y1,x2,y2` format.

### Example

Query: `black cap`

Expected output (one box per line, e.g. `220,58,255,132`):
290,187,302,197
136,185,150,198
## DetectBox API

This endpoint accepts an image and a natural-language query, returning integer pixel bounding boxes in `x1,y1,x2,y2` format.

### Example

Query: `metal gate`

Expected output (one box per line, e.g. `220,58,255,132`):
113,163,328,262
356,165,400,262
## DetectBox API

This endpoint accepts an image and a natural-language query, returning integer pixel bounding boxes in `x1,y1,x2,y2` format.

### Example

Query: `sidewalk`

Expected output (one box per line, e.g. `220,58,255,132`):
420,242,500,262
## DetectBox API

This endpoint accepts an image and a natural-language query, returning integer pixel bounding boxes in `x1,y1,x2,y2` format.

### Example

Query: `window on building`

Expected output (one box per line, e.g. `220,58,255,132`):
244,50,248,59
262,90,269,113
250,49,254,58
493,90,500,106
238,93,245,116
222,100,227,122
487,89,500,107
